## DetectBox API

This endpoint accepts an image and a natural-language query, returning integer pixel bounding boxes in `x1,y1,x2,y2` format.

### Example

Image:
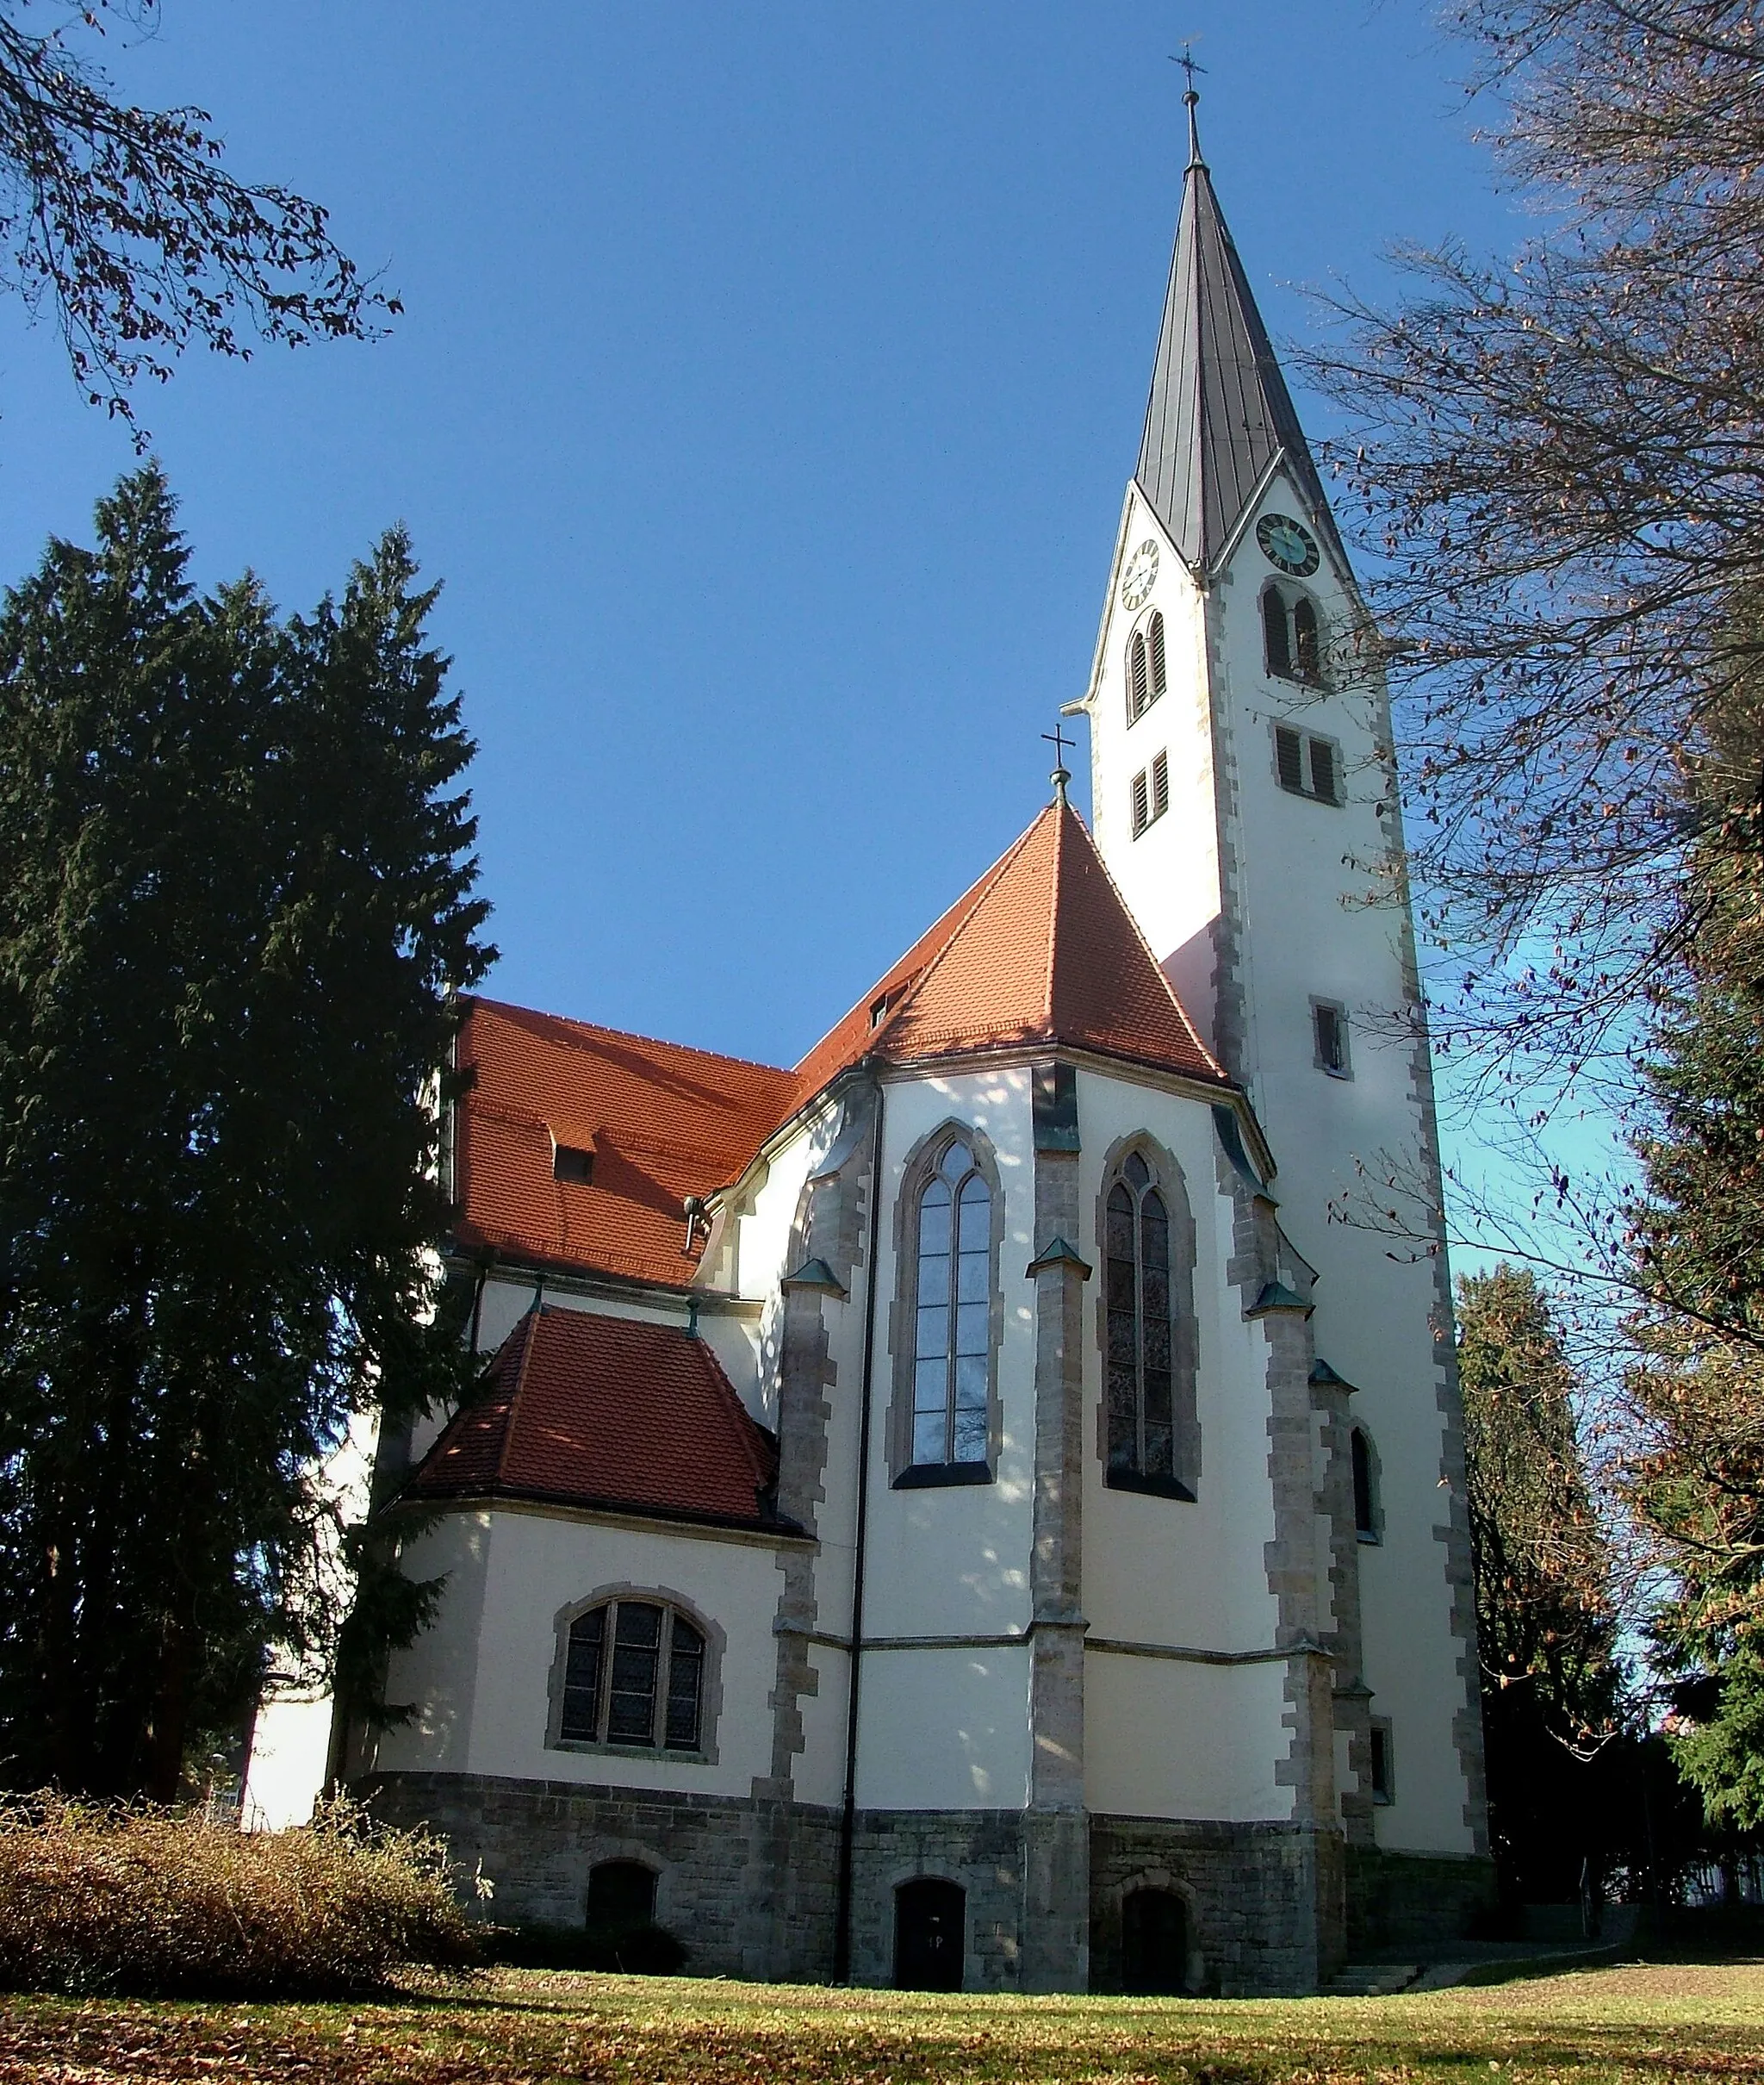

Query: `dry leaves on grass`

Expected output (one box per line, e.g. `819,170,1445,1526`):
6,1966,1764,2085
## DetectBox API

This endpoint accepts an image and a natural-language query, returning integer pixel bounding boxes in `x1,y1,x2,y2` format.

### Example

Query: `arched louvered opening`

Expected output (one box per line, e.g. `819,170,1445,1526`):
1293,594,1321,680
1127,628,1150,720
1148,609,1168,701
1262,585,1291,677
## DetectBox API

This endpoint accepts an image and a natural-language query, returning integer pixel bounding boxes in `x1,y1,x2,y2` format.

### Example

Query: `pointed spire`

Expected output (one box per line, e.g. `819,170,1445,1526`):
1135,110,1339,573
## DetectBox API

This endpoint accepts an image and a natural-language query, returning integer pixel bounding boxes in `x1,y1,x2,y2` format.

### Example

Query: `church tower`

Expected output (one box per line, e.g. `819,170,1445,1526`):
1073,92,1488,1879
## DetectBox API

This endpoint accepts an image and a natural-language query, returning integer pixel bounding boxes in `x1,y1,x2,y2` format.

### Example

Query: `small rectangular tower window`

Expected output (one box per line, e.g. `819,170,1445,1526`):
1274,725,1342,806
1312,999,1351,1079
1131,761,1167,839
1369,1719,1394,1804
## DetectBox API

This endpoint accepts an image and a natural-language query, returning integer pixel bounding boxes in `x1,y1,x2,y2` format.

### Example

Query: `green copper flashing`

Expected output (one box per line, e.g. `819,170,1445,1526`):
1245,1280,1313,1319
1027,1235,1093,1279
781,1257,847,1298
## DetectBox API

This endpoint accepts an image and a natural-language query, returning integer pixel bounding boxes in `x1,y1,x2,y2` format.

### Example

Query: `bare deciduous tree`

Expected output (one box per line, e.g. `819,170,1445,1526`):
0,2,394,431
1305,2,1764,1099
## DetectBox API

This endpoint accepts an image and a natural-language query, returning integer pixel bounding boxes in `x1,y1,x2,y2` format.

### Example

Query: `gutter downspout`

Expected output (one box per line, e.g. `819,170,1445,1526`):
833,1071,886,1983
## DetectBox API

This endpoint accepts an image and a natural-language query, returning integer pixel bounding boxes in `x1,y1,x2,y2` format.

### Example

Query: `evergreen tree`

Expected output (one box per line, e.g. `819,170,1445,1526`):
1458,1267,1629,1901
0,468,490,1798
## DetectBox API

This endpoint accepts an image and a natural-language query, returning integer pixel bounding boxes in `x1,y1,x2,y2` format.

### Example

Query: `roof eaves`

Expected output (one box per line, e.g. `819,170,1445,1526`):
403,1482,807,1541
494,1304,545,1489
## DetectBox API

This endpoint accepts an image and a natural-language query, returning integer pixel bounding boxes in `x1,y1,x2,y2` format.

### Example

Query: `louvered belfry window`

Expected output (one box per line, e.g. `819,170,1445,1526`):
1275,725,1340,806
1263,586,1292,677
1127,611,1168,723
1148,611,1167,702
1106,1152,1176,1485
1131,768,1151,837
911,1137,992,1468
1151,750,1170,823
559,1599,705,1751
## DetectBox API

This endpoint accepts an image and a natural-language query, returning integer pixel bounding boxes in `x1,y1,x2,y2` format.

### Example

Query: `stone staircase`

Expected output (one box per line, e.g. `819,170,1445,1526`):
1325,1939,1628,1998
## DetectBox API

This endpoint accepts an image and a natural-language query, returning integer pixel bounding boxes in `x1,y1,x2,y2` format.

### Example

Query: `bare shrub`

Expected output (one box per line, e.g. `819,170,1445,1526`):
0,1792,475,1996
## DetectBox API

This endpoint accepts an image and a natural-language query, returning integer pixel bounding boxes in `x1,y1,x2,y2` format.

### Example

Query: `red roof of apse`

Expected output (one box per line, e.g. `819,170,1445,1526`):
409,1305,782,1531
791,799,1224,1099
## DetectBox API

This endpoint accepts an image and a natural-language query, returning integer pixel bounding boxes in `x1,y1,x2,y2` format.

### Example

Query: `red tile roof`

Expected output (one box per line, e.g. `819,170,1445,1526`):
452,999,797,1289
453,806,1222,1288
408,1305,784,1531
791,800,1224,1098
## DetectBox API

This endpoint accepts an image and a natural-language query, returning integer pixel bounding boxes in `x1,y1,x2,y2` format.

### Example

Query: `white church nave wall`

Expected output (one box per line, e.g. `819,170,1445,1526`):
853,1644,1033,1813
1071,1067,1283,1661
858,1066,1037,1646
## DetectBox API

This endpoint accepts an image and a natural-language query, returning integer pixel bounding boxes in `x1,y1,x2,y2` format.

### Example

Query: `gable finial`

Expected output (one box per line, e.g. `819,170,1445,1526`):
1171,40,1207,168
1041,722,1075,806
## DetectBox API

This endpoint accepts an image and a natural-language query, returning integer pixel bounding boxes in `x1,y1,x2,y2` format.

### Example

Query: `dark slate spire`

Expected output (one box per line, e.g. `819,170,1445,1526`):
1136,92,1336,572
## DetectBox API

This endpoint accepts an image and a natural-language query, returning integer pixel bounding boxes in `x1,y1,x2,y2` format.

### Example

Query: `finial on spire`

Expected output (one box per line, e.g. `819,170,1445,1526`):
1171,40,1207,168
1042,723,1075,806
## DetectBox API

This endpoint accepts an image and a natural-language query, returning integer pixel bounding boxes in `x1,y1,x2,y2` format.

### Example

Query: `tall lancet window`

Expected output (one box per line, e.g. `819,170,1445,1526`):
910,1136,993,1472
1106,1152,1179,1491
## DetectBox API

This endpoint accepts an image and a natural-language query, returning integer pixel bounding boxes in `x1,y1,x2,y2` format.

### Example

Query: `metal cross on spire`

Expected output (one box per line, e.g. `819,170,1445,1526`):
1171,40,1207,167
1042,723,1076,805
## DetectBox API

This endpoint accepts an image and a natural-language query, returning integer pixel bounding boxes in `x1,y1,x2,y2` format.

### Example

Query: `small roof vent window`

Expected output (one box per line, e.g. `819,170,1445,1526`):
549,1119,599,1185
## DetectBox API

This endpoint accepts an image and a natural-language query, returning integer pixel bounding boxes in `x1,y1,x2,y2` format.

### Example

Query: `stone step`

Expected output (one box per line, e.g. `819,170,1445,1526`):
1326,1963,1427,1997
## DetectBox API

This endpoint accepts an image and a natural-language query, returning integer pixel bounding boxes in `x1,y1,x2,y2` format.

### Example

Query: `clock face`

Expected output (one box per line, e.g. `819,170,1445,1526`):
1120,539,1159,611
1257,513,1320,577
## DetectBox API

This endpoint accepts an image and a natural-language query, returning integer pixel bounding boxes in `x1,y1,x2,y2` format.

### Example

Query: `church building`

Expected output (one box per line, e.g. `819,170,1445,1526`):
250,95,1490,1995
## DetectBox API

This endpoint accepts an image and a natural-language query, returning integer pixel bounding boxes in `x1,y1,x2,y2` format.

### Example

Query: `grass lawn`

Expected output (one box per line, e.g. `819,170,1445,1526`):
4,1960,1762,2085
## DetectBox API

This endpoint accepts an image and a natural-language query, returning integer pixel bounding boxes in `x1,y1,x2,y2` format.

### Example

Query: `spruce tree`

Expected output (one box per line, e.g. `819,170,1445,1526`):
0,468,490,1797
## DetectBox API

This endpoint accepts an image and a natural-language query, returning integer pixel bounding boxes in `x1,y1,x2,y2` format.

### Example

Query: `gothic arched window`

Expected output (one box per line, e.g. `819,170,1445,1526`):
1351,1426,1380,1541
556,1596,707,1752
909,1136,993,1474
1105,1151,1180,1490
1127,611,1168,723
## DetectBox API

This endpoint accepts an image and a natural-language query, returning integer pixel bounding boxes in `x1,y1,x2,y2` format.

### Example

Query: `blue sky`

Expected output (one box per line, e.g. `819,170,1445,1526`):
1,1,1519,1072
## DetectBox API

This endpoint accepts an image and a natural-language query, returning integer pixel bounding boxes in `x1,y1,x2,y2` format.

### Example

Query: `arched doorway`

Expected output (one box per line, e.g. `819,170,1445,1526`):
587,1858,656,1932
1121,1886,1188,1995
893,1876,965,1991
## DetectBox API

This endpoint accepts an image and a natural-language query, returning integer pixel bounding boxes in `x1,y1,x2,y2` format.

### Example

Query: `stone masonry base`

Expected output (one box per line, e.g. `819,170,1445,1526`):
357,1772,1489,1995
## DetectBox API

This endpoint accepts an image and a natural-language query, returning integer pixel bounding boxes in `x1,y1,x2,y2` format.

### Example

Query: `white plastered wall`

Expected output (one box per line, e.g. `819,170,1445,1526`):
1086,465,1475,1856
1073,1067,1289,1821
851,1065,1037,1813
371,1506,788,1799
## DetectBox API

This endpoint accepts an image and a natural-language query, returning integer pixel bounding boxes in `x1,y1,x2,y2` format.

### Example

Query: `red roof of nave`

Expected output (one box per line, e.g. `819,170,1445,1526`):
451,998,796,1289
408,1304,782,1530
